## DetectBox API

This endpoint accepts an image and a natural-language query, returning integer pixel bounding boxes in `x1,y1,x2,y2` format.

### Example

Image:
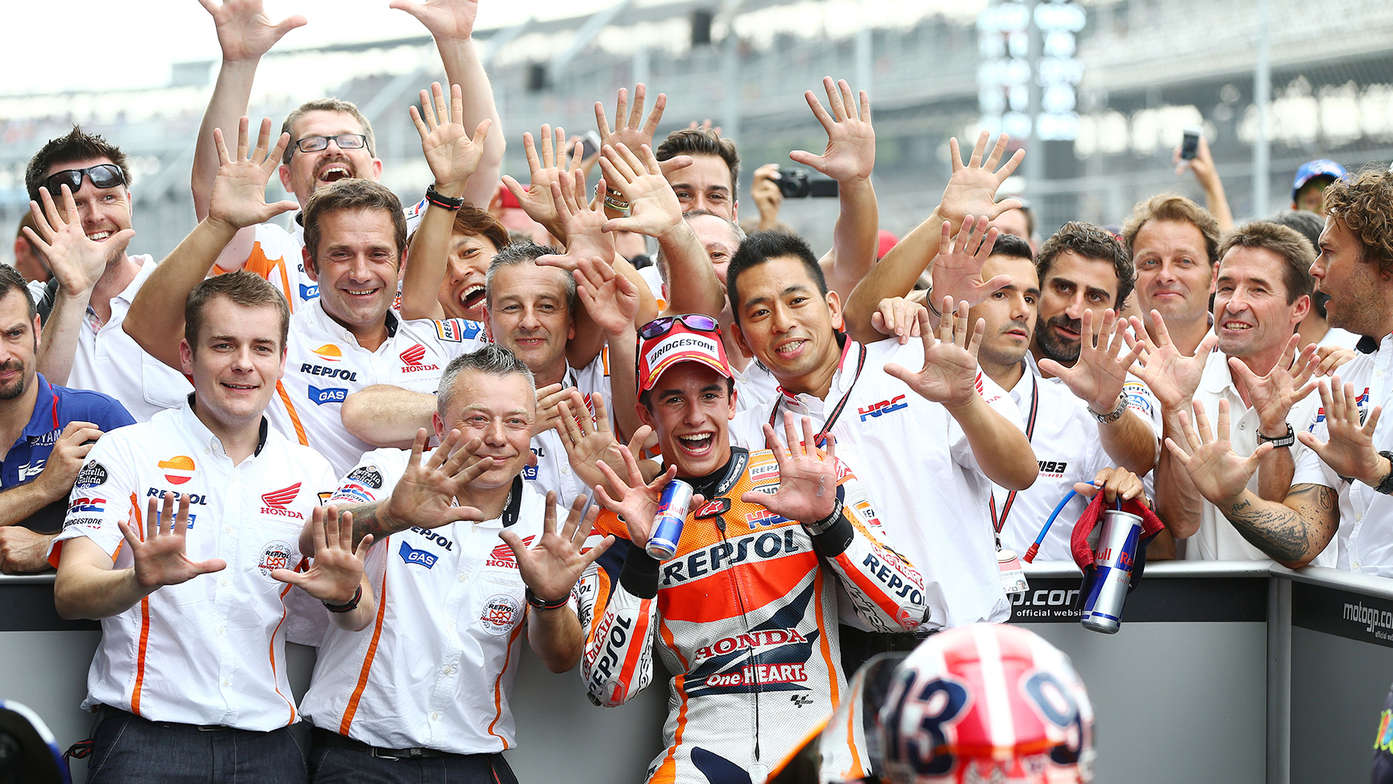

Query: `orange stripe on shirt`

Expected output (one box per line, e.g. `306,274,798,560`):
129,493,151,717
658,552,819,623
340,554,390,735
275,381,309,446
485,608,528,749
269,583,297,726
651,621,691,783
224,241,296,313
612,597,654,704
812,569,839,707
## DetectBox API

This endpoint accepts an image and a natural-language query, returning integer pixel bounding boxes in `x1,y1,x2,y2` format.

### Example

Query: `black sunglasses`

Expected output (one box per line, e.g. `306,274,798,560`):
42,164,126,196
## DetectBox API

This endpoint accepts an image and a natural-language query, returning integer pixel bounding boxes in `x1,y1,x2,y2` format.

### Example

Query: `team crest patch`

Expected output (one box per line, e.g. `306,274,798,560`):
480,593,524,635
75,461,108,489
257,541,294,576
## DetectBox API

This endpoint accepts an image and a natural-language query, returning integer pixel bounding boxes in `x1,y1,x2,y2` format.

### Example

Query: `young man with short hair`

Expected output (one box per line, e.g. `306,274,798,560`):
50,270,367,783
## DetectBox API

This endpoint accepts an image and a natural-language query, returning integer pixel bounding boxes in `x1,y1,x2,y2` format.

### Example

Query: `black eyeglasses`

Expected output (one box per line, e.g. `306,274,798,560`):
42,164,126,196
292,134,369,155
638,314,720,340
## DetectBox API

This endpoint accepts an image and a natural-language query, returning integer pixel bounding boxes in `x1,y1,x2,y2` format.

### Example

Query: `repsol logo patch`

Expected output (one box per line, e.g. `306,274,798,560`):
299,364,359,381
589,614,634,689
660,530,802,585
860,552,925,606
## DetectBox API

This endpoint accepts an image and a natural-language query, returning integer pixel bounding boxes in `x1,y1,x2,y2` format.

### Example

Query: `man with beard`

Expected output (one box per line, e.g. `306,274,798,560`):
190,0,504,308
1163,170,1393,574
0,264,132,573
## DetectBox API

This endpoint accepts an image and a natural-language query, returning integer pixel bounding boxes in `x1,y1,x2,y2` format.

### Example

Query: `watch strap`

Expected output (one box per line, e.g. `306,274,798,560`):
1375,451,1393,495
1257,423,1295,448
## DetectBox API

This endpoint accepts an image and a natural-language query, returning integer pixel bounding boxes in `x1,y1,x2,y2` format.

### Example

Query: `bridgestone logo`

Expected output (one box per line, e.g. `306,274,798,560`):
645,334,719,372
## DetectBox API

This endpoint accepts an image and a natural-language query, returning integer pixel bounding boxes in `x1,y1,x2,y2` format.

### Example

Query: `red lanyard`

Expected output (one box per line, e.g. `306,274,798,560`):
769,343,867,447
989,372,1039,533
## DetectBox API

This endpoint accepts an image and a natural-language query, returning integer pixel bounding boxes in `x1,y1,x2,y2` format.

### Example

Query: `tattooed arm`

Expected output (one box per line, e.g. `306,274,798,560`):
1218,483,1338,568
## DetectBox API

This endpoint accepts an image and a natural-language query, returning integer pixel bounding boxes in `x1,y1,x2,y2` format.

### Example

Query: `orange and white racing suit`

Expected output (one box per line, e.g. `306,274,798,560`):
578,447,926,784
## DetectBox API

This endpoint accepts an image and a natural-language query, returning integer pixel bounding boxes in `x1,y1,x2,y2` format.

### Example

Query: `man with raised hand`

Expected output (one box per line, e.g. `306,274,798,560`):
720,227,1035,645
579,316,924,783
0,261,132,574
191,0,504,308
50,270,367,783
1134,221,1335,563
22,129,194,421
299,345,610,783
1164,170,1393,574
125,115,490,476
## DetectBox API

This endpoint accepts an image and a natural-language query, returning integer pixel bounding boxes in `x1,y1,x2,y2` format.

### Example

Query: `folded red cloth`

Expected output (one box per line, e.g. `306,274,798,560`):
1069,494,1165,571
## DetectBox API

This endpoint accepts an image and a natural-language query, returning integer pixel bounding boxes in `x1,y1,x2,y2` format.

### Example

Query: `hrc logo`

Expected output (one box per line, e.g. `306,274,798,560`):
858,394,908,421
399,540,438,569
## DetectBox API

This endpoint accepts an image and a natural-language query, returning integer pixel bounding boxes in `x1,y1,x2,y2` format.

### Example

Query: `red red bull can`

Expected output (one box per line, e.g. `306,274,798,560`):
645,479,693,561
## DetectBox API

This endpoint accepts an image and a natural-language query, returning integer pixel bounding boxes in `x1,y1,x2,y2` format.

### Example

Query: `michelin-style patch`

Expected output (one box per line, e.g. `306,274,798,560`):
75,461,108,489
480,593,524,635
347,466,383,489
257,541,294,576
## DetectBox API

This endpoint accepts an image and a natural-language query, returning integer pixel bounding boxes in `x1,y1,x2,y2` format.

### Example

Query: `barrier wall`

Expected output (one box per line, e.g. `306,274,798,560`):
1,563,1388,783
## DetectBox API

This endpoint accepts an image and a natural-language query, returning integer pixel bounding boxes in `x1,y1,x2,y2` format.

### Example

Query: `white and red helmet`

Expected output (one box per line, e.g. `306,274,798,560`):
874,624,1095,784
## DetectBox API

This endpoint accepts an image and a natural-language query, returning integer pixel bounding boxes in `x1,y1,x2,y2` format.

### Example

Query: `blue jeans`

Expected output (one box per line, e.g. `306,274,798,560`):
85,707,308,784
309,729,519,784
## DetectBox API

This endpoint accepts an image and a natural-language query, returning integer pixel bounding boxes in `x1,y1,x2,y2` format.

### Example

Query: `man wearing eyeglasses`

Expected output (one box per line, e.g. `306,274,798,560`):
188,0,504,309
21,128,194,422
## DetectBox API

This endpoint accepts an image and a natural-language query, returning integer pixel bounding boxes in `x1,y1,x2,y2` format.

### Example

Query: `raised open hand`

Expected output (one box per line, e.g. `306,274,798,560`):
937,132,1026,230
1126,310,1217,412
207,117,299,231
884,299,984,410
1229,333,1318,434
595,84,667,159
870,297,927,345
272,506,372,604
1165,398,1269,508
382,428,490,532
26,185,132,295
554,391,650,495
740,414,839,524
598,143,684,239
118,492,227,590
789,77,875,183
594,450,702,548
572,255,638,337
198,0,306,63
550,169,614,265
502,493,612,604
1297,378,1385,485
501,125,582,238
925,215,1008,311
390,0,479,42
409,81,492,195
1041,309,1144,415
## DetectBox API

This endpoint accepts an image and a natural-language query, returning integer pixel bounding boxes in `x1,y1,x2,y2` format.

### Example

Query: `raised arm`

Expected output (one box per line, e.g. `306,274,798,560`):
1227,335,1319,500
124,119,297,370
392,0,504,209
397,81,493,320
842,133,1024,342
1174,134,1234,234
340,385,436,448
790,77,878,299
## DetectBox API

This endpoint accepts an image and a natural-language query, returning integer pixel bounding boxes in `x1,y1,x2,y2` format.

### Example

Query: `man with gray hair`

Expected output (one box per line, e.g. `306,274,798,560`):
297,344,611,783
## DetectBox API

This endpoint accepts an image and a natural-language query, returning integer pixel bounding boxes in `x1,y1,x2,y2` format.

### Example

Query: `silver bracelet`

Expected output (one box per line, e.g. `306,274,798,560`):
1089,394,1128,425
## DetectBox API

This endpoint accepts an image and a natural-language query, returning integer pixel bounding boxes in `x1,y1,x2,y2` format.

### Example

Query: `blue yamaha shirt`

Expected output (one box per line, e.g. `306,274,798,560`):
0,374,134,534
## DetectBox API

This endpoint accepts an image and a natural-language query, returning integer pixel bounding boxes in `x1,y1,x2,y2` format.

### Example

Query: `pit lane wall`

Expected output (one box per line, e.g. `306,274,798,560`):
0,563,1386,782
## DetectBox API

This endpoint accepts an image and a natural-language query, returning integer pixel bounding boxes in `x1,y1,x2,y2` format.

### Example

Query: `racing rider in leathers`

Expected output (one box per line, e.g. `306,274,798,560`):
578,314,926,784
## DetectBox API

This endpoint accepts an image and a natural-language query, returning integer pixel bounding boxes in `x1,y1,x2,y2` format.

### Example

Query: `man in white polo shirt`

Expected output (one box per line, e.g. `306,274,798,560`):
723,230,1037,644
123,119,489,475
49,271,370,783
24,127,193,420
299,344,608,783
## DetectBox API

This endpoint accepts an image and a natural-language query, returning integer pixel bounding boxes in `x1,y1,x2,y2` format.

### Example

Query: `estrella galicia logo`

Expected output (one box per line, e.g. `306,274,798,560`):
299,283,319,300
857,394,908,421
74,461,108,489
347,466,383,489
399,540,438,569
309,385,347,405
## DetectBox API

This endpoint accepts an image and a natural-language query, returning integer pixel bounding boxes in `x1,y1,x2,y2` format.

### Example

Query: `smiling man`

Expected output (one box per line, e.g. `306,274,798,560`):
579,314,924,783
1123,194,1223,356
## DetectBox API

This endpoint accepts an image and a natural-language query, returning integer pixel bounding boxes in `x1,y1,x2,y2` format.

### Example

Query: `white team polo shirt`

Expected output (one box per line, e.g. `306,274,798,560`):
731,337,1024,629
304,448,552,753
526,355,612,507
269,300,487,475
1185,350,1335,565
73,255,193,421
1293,334,1393,574
993,358,1161,562
50,401,336,730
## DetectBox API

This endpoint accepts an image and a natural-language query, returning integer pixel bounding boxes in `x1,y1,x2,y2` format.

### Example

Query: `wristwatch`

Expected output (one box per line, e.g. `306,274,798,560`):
1375,450,1393,495
1256,424,1295,448
1090,394,1128,425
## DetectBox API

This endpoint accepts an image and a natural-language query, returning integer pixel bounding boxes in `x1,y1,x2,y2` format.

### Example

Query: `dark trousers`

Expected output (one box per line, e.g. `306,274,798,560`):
86,707,308,784
838,623,937,675
309,727,520,784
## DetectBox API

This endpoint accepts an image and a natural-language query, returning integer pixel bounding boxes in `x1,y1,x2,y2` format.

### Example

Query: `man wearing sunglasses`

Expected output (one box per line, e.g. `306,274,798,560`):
188,0,504,310
22,128,194,422
579,314,925,783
